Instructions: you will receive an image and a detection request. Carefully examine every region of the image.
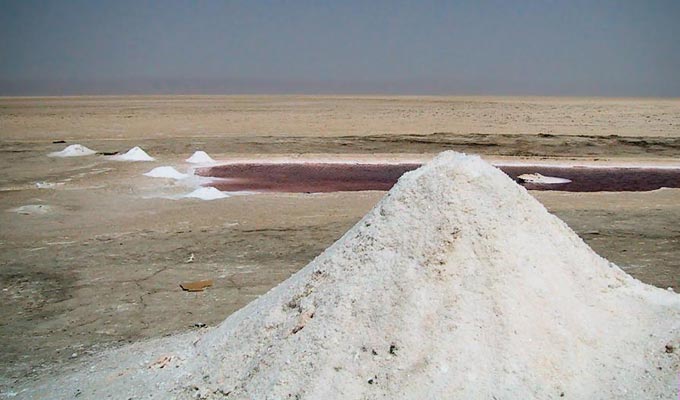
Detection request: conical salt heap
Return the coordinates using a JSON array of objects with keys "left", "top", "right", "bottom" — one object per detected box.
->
[
  {"left": 17, "top": 152, "right": 680, "bottom": 399},
  {"left": 186, "top": 150, "right": 216, "bottom": 164}
]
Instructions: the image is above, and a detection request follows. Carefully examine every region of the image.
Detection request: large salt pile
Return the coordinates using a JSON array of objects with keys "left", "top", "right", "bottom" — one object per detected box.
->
[
  {"left": 15, "top": 152, "right": 679, "bottom": 399},
  {"left": 186, "top": 150, "right": 216, "bottom": 164},
  {"left": 111, "top": 146, "right": 155, "bottom": 161},
  {"left": 48, "top": 144, "right": 96, "bottom": 157}
]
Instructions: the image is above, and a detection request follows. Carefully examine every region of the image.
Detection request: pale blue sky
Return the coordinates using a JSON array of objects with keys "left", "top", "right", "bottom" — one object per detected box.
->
[{"left": 1, "top": 0, "right": 678, "bottom": 96}]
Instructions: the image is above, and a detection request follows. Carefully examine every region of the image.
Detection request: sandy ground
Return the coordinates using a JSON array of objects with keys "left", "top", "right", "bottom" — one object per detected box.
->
[
  {"left": 2, "top": 95, "right": 680, "bottom": 140},
  {"left": 0, "top": 96, "right": 679, "bottom": 391}
]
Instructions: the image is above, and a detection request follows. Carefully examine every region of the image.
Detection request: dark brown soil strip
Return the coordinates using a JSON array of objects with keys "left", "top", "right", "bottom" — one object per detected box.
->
[{"left": 197, "top": 163, "right": 680, "bottom": 193}]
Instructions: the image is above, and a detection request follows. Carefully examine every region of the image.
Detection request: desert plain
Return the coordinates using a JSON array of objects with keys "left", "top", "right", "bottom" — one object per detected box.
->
[{"left": 1, "top": 95, "right": 679, "bottom": 392}]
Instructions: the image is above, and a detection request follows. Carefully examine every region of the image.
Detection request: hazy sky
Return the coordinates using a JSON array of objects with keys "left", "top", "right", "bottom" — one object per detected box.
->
[{"left": 1, "top": 0, "right": 678, "bottom": 96}]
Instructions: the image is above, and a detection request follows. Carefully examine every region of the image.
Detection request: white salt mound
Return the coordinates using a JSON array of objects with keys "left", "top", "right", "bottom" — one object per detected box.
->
[
  {"left": 16, "top": 152, "right": 680, "bottom": 399},
  {"left": 186, "top": 151, "right": 216, "bottom": 164},
  {"left": 183, "top": 187, "right": 228, "bottom": 200},
  {"left": 48, "top": 144, "right": 96, "bottom": 157},
  {"left": 112, "top": 146, "right": 155, "bottom": 161},
  {"left": 518, "top": 173, "right": 571, "bottom": 184},
  {"left": 143, "top": 166, "right": 188, "bottom": 180}
]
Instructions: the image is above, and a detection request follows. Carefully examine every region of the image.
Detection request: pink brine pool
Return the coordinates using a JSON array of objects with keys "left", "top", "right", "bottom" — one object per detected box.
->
[{"left": 196, "top": 162, "right": 680, "bottom": 193}]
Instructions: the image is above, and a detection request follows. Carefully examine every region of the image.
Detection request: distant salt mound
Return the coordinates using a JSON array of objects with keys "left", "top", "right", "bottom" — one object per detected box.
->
[
  {"left": 186, "top": 151, "right": 216, "bottom": 164},
  {"left": 143, "top": 166, "right": 188, "bottom": 180},
  {"left": 111, "top": 146, "right": 155, "bottom": 161},
  {"left": 16, "top": 152, "right": 680, "bottom": 399},
  {"left": 517, "top": 173, "right": 571, "bottom": 184},
  {"left": 183, "top": 187, "right": 228, "bottom": 200},
  {"left": 48, "top": 144, "right": 96, "bottom": 157}
]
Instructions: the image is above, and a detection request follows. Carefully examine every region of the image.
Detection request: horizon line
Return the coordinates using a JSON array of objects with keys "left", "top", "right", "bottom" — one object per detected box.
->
[{"left": 1, "top": 93, "right": 679, "bottom": 100}]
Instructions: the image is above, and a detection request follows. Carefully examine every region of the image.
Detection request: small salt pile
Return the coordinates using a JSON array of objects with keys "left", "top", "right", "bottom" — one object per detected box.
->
[
  {"left": 111, "top": 146, "right": 155, "bottom": 161},
  {"left": 48, "top": 144, "right": 96, "bottom": 157},
  {"left": 517, "top": 173, "right": 571, "bottom": 184},
  {"left": 183, "top": 187, "right": 228, "bottom": 200},
  {"left": 143, "top": 166, "right": 188, "bottom": 180},
  {"left": 186, "top": 151, "right": 216, "bottom": 164}
]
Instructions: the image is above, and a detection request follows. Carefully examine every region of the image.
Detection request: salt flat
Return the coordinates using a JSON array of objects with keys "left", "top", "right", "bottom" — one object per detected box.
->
[
  {"left": 8, "top": 153, "right": 680, "bottom": 399},
  {"left": 0, "top": 96, "right": 678, "bottom": 394}
]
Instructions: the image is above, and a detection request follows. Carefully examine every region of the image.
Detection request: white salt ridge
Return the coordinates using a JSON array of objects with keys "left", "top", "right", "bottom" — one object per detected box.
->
[
  {"left": 517, "top": 173, "right": 572, "bottom": 184},
  {"left": 15, "top": 152, "right": 680, "bottom": 399},
  {"left": 143, "top": 166, "right": 188, "bottom": 180},
  {"left": 35, "top": 181, "right": 63, "bottom": 189},
  {"left": 9, "top": 204, "right": 53, "bottom": 215},
  {"left": 111, "top": 146, "right": 155, "bottom": 161},
  {"left": 48, "top": 144, "right": 96, "bottom": 157},
  {"left": 183, "top": 187, "right": 229, "bottom": 200},
  {"left": 186, "top": 151, "right": 216, "bottom": 164}
]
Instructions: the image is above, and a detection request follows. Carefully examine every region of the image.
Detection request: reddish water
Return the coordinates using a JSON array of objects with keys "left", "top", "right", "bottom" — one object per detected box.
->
[{"left": 197, "top": 163, "right": 680, "bottom": 193}]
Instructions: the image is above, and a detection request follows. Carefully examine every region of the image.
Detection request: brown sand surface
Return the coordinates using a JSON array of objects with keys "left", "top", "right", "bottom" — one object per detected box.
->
[
  {"left": 0, "top": 96, "right": 679, "bottom": 390},
  {"left": 2, "top": 95, "right": 680, "bottom": 140}
]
